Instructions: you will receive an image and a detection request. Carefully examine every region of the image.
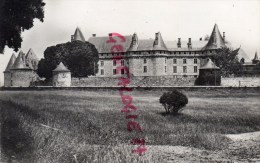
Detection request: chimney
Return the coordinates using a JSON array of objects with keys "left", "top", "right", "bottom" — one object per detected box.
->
[
  {"left": 109, "top": 33, "right": 112, "bottom": 37},
  {"left": 92, "top": 34, "right": 96, "bottom": 37},
  {"left": 187, "top": 38, "right": 192, "bottom": 49},
  {"left": 154, "top": 32, "right": 159, "bottom": 45},
  {"left": 71, "top": 35, "right": 75, "bottom": 41},
  {"left": 223, "top": 32, "right": 225, "bottom": 42},
  {"left": 177, "top": 38, "right": 181, "bottom": 48}
]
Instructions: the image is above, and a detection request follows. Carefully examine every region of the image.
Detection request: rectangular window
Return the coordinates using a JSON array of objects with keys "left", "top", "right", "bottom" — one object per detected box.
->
[
  {"left": 183, "top": 59, "right": 187, "bottom": 64},
  {"left": 144, "top": 58, "right": 147, "bottom": 64},
  {"left": 194, "top": 58, "right": 197, "bottom": 64},
  {"left": 183, "top": 66, "right": 187, "bottom": 73},
  {"left": 113, "top": 60, "right": 116, "bottom": 66},
  {"left": 121, "top": 69, "right": 124, "bottom": 74},
  {"left": 100, "top": 61, "right": 104, "bottom": 66},
  {"left": 121, "top": 60, "right": 125, "bottom": 66},
  {"left": 143, "top": 66, "right": 147, "bottom": 73},
  {"left": 173, "top": 58, "right": 177, "bottom": 64},
  {"left": 101, "top": 69, "right": 104, "bottom": 75},
  {"left": 194, "top": 66, "right": 197, "bottom": 73},
  {"left": 165, "top": 58, "right": 167, "bottom": 63},
  {"left": 165, "top": 66, "right": 167, "bottom": 73},
  {"left": 173, "top": 66, "right": 177, "bottom": 73},
  {"left": 113, "top": 69, "right": 116, "bottom": 75}
]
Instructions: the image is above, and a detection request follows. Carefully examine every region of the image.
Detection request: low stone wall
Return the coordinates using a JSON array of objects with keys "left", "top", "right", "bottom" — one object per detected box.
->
[
  {"left": 221, "top": 77, "right": 260, "bottom": 87},
  {"left": 72, "top": 76, "right": 196, "bottom": 87}
]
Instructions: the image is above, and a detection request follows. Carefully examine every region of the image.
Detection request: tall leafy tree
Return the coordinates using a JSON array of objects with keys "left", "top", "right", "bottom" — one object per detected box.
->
[
  {"left": 211, "top": 47, "right": 243, "bottom": 77},
  {"left": 37, "top": 41, "right": 99, "bottom": 80},
  {"left": 0, "top": 0, "right": 45, "bottom": 53}
]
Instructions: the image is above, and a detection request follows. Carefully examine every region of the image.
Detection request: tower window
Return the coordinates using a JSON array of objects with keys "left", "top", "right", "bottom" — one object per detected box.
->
[
  {"left": 194, "top": 66, "right": 198, "bottom": 73},
  {"left": 173, "top": 58, "right": 177, "bottom": 64},
  {"left": 121, "top": 60, "right": 125, "bottom": 66},
  {"left": 143, "top": 66, "right": 147, "bottom": 73},
  {"left": 144, "top": 58, "right": 147, "bottom": 64},
  {"left": 183, "top": 66, "right": 187, "bottom": 73},
  {"left": 194, "top": 58, "right": 197, "bottom": 64},
  {"left": 165, "top": 66, "right": 167, "bottom": 73},
  {"left": 183, "top": 59, "right": 187, "bottom": 64},
  {"left": 101, "top": 69, "right": 104, "bottom": 75},
  {"left": 113, "top": 69, "right": 116, "bottom": 75},
  {"left": 173, "top": 66, "right": 177, "bottom": 73}
]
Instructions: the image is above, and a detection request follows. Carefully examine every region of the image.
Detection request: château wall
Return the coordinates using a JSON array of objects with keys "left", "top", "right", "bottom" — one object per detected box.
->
[
  {"left": 72, "top": 76, "right": 196, "bottom": 87},
  {"left": 221, "top": 77, "right": 260, "bottom": 87}
]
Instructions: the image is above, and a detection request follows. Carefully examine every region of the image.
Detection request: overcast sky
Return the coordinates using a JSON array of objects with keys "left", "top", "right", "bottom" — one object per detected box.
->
[{"left": 0, "top": 0, "right": 260, "bottom": 85}]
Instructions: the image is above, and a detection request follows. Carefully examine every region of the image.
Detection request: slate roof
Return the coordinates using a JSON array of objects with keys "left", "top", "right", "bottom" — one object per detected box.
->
[
  {"left": 153, "top": 32, "right": 168, "bottom": 50},
  {"left": 53, "top": 62, "right": 70, "bottom": 72},
  {"left": 88, "top": 35, "right": 133, "bottom": 53},
  {"left": 89, "top": 35, "right": 209, "bottom": 53},
  {"left": 4, "top": 53, "right": 16, "bottom": 72},
  {"left": 202, "top": 24, "right": 226, "bottom": 50},
  {"left": 88, "top": 24, "right": 229, "bottom": 53},
  {"left": 200, "top": 59, "right": 219, "bottom": 69},
  {"left": 11, "top": 51, "right": 30, "bottom": 70},
  {"left": 73, "top": 27, "right": 86, "bottom": 42}
]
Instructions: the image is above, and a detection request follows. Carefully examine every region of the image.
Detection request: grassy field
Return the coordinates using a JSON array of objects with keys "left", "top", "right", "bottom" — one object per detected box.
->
[{"left": 0, "top": 88, "right": 260, "bottom": 162}]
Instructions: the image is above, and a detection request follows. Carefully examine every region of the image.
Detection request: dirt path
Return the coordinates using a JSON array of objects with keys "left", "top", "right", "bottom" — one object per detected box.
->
[{"left": 146, "top": 132, "right": 260, "bottom": 162}]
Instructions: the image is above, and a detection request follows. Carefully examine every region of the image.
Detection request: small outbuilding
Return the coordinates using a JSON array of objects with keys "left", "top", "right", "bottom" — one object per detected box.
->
[
  {"left": 52, "top": 62, "right": 71, "bottom": 87},
  {"left": 195, "top": 58, "right": 221, "bottom": 86}
]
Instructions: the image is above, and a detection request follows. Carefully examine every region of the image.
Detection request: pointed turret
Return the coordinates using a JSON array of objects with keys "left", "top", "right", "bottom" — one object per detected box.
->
[
  {"left": 202, "top": 24, "right": 226, "bottom": 50},
  {"left": 128, "top": 33, "right": 139, "bottom": 51},
  {"left": 25, "top": 48, "right": 39, "bottom": 61},
  {"left": 153, "top": 32, "right": 168, "bottom": 51},
  {"left": 11, "top": 51, "right": 29, "bottom": 69},
  {"left": 53, "top": 62, "right": 70, "bottom": 72},
  {"left": 25, "top": 48, "right": 39, "bottom": 70},
  {"left": 71, "top": 27, "right": 85, "bottom": 42},
  {"left": 4, "top": 53, "right": 16, "bottom": 72}
]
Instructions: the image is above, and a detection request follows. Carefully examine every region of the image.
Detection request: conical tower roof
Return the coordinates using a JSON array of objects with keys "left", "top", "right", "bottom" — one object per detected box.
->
[
  {"left": 4, "top": 53, "right": 16, "bottom": 72},
  {"left": 253, "top": 52, "right": 259, "bottom": 60},
  {"left": 200, "top": 58, "right": 219, "bottom": 69},
  {"left": 53, "top": 62, "right": 70, "bottom": 72},
  {"left": 11, "top": 51, "right": 30, "bottom": 70},
  {"left": 73, "top": 27, "right": 85, "bottom": 42},
  {"left": 25, "top": 48, "right": 39, "bottom": 61},
  {"left": 128, "top": 33, "right": 139, "bottom": 51},
  {"left": 153, "top": 32, "right": 168, "bottom": 51},
  {"left": 202, "top": 24, "right": 226, "bottom": 50}
]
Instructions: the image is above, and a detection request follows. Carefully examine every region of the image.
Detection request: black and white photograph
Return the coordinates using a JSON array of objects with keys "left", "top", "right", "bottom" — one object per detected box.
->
[{"left": 0, "top": 0, "right": 260, "bottom": 162}]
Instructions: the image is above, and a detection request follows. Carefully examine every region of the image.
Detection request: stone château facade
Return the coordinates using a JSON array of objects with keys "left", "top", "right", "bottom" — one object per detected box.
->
[{"left": 71, "top": 24, "right": 233, "bottom": 78}]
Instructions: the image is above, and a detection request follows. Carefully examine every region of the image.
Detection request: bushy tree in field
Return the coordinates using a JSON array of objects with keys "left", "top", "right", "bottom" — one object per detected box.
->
[
  {"left": 37, "top": 41, "right": 99, "bottom": 80},
  {"left": 210, "top": 47, "right": 243, "bottom": 77},
  {"left": 0, "top": 0, "right": 45, "bottom": 53},
  {"left": 159, "top": 90, "right": 188, "bottom": 115}
]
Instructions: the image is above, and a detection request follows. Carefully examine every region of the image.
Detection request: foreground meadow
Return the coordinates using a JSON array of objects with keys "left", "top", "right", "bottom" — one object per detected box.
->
[{"left": 0, "top": 88, "right": 260, "bottom": 162}]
